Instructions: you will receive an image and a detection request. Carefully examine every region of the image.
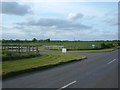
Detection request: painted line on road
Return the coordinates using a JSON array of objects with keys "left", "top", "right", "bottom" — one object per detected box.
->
[
  {"left": 57, "top": 81, "right": 77, "bottom": 90},
  {"left": 107, "top": 59, "right": 116, "bottom": 64}
]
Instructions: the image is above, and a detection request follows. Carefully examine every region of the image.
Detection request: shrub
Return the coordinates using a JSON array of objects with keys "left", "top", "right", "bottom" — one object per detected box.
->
[
  {"left": 106, "top": 43, "right": 114, "bottom": 48},
  {"left": 101, "top": 43, "right": 106, "bottom": 49},
  {"left": 2, "top": 51, "right": 40, "bottom": 61}
]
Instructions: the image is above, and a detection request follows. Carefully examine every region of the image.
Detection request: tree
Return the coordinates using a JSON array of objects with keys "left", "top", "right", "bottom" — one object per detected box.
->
[
  {"left": 46, "top": 38, "right": 50, "bottom": 42},
  {"left": 10, "top": 39, "right": 13, "bottom": 42},
  {"left": 106, "top": 43, "right": 114, "bottom": 48},
  {"left": 16, "top": 39, "right": 20, "bottom": 42},
  {"left": 101, "top": 43, "right": 106, "bottom": 49},
  {"left": 32, "top": 38, "right": 37, "bottom": 42}
]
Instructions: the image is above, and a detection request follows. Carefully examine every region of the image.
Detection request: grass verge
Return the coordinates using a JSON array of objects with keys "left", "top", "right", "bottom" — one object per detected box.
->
[{"left": 2, "top": 54, "right": 86, "bottom": 79}]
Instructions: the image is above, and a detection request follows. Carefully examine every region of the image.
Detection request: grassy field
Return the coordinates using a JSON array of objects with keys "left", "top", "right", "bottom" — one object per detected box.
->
[
  {"left": 38, "top": 47, "right": 118, "bottom": 53},
  {"left": 2, "top": 41, "right": 118, "bottom": 50},
  {"left": 2, "top": 53, "right": 86, "bottom": 78},
  {"left": 68, "top": 47, "right": 117, "bottom": 52},
  {"left": 2, "top": 41, "right": 117, "bottom": 45}
]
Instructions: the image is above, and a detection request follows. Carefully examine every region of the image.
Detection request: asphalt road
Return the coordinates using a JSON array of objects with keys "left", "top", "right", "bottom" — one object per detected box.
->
[{"left": 2, "top": 50, "right": 118, "bottom": 88}]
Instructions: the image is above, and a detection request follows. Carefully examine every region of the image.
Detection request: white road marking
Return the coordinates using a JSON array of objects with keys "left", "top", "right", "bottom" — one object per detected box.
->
[
  {"left": 107, "top": 59, "right": 116, "bottom": 64},
  {"left": 58, "top": 81, "right": 77, "bottom": 90}
]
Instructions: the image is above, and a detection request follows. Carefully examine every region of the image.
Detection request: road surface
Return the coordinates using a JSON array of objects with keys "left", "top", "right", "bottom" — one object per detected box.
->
[{"left": 2, "top": 50, "right": 119, "bottom": 88}]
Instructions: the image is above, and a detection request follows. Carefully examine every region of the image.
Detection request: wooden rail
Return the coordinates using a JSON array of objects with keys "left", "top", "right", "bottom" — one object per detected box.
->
[{"left": 1, "top": 45, "right": 39, "bottom": 53}]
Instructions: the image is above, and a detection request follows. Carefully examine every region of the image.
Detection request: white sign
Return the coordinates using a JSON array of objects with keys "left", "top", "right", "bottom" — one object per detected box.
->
[
  {"left": 92, "top": 44, "right": 95, "bottom": 48},
  {"left": 62, "top": 48, "right": 67, "bottom": 54}
]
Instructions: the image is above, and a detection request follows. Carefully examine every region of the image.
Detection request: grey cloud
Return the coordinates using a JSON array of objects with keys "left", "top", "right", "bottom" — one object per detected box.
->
[
  {"left": 16, "top": 18, "right": 91, "bottom": 30},
  {"left": 103, "top": 11, "right": 118, "bottom": 26},
  {"left": 1, "top": 2, "right": 32, "bottom": 16},
  {"left": 103, "top": 18, "right": 118, "bottom": 26}
]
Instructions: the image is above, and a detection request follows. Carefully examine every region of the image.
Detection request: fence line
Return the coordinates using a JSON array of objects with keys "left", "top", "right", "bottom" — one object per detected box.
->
[{"left": 1, "top": 45, "right": 39, "bottom": 53}]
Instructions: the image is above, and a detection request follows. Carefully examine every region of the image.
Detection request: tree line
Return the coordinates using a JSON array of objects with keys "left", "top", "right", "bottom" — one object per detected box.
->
[{"left": 1, "top": 38, "right": 120, "bottom": 43}]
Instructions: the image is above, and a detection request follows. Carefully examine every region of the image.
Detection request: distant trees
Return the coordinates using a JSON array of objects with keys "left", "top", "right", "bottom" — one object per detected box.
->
[
  {"left": 118, "top": 42, "right": 120, "bottom": 46},
  {"left": 101, "top": 43, "right": 106, "bottom": 48},
  {"left": 101, "top": 43, "right": 114, "bottom": 49},
  {"left": 32, "top": 38, "right": 38, "bottom": 42},
  {"left": 45, "top": 38, "right": 50, "bottom": 42},
  {"left": 15, "top": 39, "right": 20, "bottom": 42},
  {"left": 2, "top": 39, "right": 120, "bottom": 45},
  {"left": 31, "top": 38, "right": 51, "bottom": 42}
]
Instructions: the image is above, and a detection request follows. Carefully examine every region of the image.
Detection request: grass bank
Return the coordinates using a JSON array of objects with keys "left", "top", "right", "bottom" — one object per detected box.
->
[{"left": 2, "top": 54, "right": 86, "bottom": 79}]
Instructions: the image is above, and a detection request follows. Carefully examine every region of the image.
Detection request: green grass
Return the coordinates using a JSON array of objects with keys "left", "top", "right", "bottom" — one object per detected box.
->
[
  {"left": 2, "top": 41, "right": 118, "bottom": 49},
  {"left": 39, "top": 49, "right": 61, "bottom": 52},
  {"left": 2, "top": 54, "right": 86, "bottom": 78},
  {"left": 39, "top": 47, "right": 117, "bottom": 53},
  {"left": 68, "top": 48, "right": 116, "bottom": 52}
]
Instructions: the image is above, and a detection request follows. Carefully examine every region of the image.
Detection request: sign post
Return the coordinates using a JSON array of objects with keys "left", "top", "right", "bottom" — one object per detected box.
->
[
  {"left": 92, "top": 44, "right": 95, "bottom": 48},
  {"left": 62, "top": 48, "right": 67, "bottom": 54}
]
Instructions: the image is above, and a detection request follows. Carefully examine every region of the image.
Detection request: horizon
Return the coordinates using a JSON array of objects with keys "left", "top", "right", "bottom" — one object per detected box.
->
[{"left": 1, "top": 38, "right": 119, "bottom": 41}]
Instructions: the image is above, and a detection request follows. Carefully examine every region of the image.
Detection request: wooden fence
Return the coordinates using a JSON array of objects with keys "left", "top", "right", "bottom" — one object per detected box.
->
[{"left": 1, "top": 45, "right": 39, "bottom": 53}]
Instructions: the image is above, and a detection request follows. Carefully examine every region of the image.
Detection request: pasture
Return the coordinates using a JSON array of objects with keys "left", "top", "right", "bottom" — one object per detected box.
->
[{"left": 2, "top": 41, "right": 118, "bottom": 50}]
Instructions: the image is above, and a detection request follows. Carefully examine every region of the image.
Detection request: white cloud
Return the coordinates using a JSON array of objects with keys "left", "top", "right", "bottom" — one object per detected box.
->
[
  {"left": 67, "top": 13, "right": 83, "bottom": 20},
  {"left": 2, "top": 24, "right": 118, "bottom": 40},
  {"left": 29, "top": 2, "right": 104, "bottom": 17}
]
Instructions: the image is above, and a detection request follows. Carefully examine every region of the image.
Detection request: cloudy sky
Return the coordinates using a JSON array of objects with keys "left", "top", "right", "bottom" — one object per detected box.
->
[{"left": 1, "top": 1, "right": 118, "bottom": 40}]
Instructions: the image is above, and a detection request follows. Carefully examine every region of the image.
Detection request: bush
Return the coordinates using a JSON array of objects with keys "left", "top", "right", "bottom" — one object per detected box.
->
[
  {"left": 101, "top": 43, "right": 114, "bottom": 49},
  {"left": 101, "top": 43, "right": 106, "bottom": 49},
  {"left": 106, "top": 44, "right": 114, "bottom": 48},
  {"left": 2, "top": 51, "right": 40, "bottom": 61}
]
